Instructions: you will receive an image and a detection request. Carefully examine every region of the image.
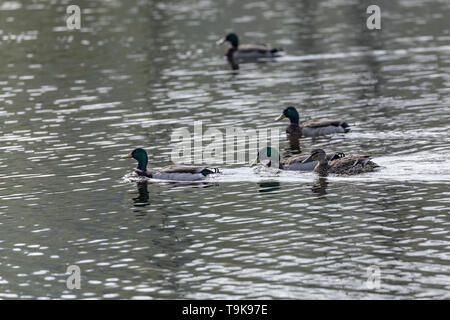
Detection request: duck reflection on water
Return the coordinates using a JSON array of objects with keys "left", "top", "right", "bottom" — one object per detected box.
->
[
  {"left": 258, "top": 181, "right": 281, "bottom": 193},
  {"left": 133, "top": 182, "right": 150, "bottom": 208},
  {"left": 311, "top": 177, "right": 329, "bottom": 197}
]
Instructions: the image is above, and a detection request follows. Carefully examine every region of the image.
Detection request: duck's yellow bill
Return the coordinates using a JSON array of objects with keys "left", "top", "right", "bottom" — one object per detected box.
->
[
  {"left": 122, "top": 153, "right": 133, "bottom": 159},
  {"left": 216, "top": 37, "right": 226, "bottom": 45},
  {"left": 250, "top": 156, "right": 260, "bottom": 167},
  {"left": 275, "top": 114, "right": 286, "bottom": 121}
]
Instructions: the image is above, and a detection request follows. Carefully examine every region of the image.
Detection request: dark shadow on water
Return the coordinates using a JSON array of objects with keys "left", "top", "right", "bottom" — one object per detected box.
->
[
  {"left": 131, "top": 180, "right": 215, "bottom": 217},
  {"left": 311, "top": 177, "right": 328, "bottom": 197},
  {"left": 258, "top": 181, "right": 281, "bottom": 193},
  {"left": 144, "top": 205, "right": 196, "bottom": 298},
  {"left": 227, "top": 57, "right": 284, "bottom": 71},
  {"left": 133, "top": 182, "right": 150, "bottom": 208},
  {"left": 157, "top": 180, "right": 216, "bottom": 189},
  {"left": 288, "top": 135, "right": 302, "bottom": 152},
  {"left": 281, "top": 139, "right": 303, "bottom": 159},
  {"left": 128, "top": 182, "right": 200, "bottom": 297}
]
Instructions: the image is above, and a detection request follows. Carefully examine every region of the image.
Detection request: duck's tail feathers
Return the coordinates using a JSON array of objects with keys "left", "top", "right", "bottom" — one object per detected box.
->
[
  {"left": 270, "top": 48, "right": 284, "bottom": 57},
  {"left": 341, "top": 121, "right": 351, "bottom": 132},
  {"left": 330, "top": 152, "right": 346, "bottom": 161}
]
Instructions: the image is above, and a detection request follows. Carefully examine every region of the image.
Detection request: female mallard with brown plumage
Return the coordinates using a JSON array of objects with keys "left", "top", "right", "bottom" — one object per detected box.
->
[
  {"left": 123, "top": 148, "right": 218, "bottom": 181},
  {"left": 302, "top": 149, "right": 379, "bottom": 176},
  {"left": 275, "top": 106, "right": 350, "bottom": 139},
  {"left": 217, "top": 33, "right": 284, "bottom": 69},
  {"left": 250, "top": 147, "right": 346, "bottom": 171}
]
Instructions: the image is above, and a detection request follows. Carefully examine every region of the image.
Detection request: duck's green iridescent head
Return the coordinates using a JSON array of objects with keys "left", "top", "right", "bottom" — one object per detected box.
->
[
  {"left": 123, "top": 148, "right": 148, "bottom": 171},
  {"left": 251, "top": 147, "right": 281, "bottom": 168},
  {"left": 225, "top": 33, "right": 239, "bottom": 47},
  {"left": 275, "top": 106, "right": 299, "bottom": 124},
  {"left": 217, "top": 33, "right": 239, "bottom": 49},
  {"left": 215, "top": 32, "right": 240, "bottom": 48}
]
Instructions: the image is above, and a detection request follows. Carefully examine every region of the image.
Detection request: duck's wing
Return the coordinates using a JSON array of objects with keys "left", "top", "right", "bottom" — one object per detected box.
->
[
  {"left": 238, "top": 44, "right": 270, "bottom": 52},
  {"left": 281, "top": 152, "right": 346, "bottom": 171},
  {"left": 236, "top": 44, "right": 284, "bottom": 58},
  {"left": 282, "top": 154, "right": 316, "bottom": 171},
  {"left": 160, "top": 165, "right": 218, "bottom": 174},
  {"left": 300, "top": 119, "right": 350, "bottom": 137},
  {"left": 134, "top": 169, "right": 152, "bottom": 178},
  {"left": 282, "top": 154, "right": 310, "bottom": 165},
  {"left": 301, "top": 119, "right": 349, "bottom": 129},
  {"left": 283, "top": 152, "right": 346, "bottom": 164},
  {"left": 151, "top": 165, "right": 219, "bottom": 181},
  {"left": 329, "top": 155, "right": 379, "bottom": 175},
  {"left": 160, "top": 165, "right": 201, "bottom": 173},
  {"left": 327, "top": 152, "right": 346, "bottom": 161}
]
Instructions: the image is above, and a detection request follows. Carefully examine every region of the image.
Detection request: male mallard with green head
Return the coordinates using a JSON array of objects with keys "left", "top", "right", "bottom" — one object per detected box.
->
[
  {"left": 250, "top": 147, "right": 346, "bottom": 171},
  {"left": 275, "top": 106, "right": 350, "bottom": 139},
  {"left": 302, "top": 149, "right": 379, "bottom": 176},
  {"left": 123, "top": 148, "right": 218, "bottom": 181},
  {"left": 217, "top": 33, "right": 284, "bottom": 69}
]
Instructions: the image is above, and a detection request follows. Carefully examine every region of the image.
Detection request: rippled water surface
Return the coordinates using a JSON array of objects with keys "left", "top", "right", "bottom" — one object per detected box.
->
[{"left": 0, "top": 0, "right": 449, "bottom": 299}]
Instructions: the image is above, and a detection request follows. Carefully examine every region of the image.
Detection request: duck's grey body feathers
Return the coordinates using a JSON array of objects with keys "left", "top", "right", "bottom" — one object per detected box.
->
[
  {"left": 281, "top": 153, "right": 344, "bottom": 171},
  {"left": 278, "top": 107, "right": 350, "bottom": 139},
  {"left": 233, "top": 44, "right": 283, "bottom": 60},
  {"left": 135, "top": 166, "right": 218, "bottom": 181},
  {"left": 298, "top": 120, "right": 350, "bottom": 137}
]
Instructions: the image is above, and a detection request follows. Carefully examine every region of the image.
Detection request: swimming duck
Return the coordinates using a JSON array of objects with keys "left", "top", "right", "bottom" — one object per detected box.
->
[
  {"left": 275, "top": 106, "right": 350, "bottom": 138},
  {"left": 123, "top": 148, "right": 218, "bottom": 181},
  {"left": 302, "top": 149, "right": 379, "bottom": 176},
  {"left": 217, "top": 33, "right": 284, "bottom": 69},
  {"left": 250, "top": 147, "right": 346, "bottom": 171}
]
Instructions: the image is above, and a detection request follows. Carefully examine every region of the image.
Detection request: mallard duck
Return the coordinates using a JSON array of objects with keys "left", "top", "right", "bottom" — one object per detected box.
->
[
  {"left": 250, "top": 147, "right": 346, "bottom": 171},
  {"left": 275, "top": 106, "right": 350, "bottom": 138},
  {"left": 302, "top": 149, "right": 379, "bottom": 176},
  {"left": 123, "top": 148, "right": 218, "bottom": 181},
  {"left": 217, "top": 33, "right": 284, "bottom": 69}
]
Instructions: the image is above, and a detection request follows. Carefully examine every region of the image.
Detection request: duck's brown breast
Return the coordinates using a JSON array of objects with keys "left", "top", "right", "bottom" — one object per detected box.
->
[{"left": 286, "top": 124, "right": 301, "bottom": 138}]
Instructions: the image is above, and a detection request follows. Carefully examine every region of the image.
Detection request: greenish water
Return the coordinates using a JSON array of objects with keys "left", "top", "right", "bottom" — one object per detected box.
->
[{"left": 0, "top": 0, "right": 449, "bottom": 299}]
